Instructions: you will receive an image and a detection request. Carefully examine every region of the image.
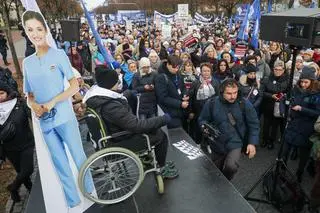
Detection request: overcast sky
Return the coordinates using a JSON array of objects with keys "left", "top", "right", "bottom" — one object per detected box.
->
[{"left": 85, "top": 0, "right": 106, "bottom": 10}]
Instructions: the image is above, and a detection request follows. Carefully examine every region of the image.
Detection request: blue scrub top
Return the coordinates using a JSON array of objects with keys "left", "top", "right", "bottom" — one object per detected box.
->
[{"left": 23, "top": 47, "right": 76, "bottom": 131}]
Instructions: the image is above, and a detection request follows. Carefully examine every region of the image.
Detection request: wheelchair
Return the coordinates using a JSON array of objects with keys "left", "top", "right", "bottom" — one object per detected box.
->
[{"left": 77, "top": 106, "right": 164, "bottom": 205}]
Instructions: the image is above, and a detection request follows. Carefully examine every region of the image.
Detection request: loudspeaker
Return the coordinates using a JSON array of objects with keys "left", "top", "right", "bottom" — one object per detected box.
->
[
  {"left": 60, "top": 20, "right": 80, "bottom": 42},
  {"left": 260, "top": 8, "right": 320, "bottom": 47}
]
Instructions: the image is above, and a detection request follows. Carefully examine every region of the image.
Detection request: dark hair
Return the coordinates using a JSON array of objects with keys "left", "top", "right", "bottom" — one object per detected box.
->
[
  {"left": 221, "top": 52, "right": 233, "bottom": 63},
  {"left": 22, "top": 10, "right": 47, "bottom": 31},
  {"left": 245, "top": 55, "right": 257, "bottom": 65},
  {"left": 167, "top": 55, "right": 181, "bottom": 67},
  {"left": 200, "top": 63, "right": 212, "bottom": 72},
  {"left": 217, "top": 59, "right": 230, "bottom": 73},
  {"left": 220, "top": 78, "right": 239, "bottom": 93}
]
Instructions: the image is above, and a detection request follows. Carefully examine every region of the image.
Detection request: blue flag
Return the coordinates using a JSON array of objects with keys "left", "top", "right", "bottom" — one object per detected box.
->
[
  {"left": 80, "top": 0, "right": 115, "bottom": 68},
  {"left": 248, "top": 0, "right": 261, "bottom": 20},
  {"left": 250, "top": 17, "right": 260, "bottom": 49},
  {"left": 228, "top": 15, "right": 233, "bottom": 32},
  {"left": 267, "top": 0, "right": 272, "bottom": 13},
  {"left": 237, "top": 5, "right": 250, "bottom": 41}
]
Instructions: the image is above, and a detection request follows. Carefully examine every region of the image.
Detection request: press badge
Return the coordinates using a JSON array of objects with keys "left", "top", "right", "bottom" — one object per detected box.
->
[
  {"left": 253, "top": 89, "right": 258, "bottom": 96},
  {"left": 177, "top": 88, "right": 181, "bottom": 95},
  {"left": 50, "top": 64, "right": 56, "bottom": 71}
]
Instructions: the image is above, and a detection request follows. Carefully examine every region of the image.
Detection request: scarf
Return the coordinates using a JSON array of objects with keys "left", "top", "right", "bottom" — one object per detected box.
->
[
  {"left": 196, "top": 77, "right": 215, "bottom": 100},
  {"left": 83, "top": 85, "right": 127, "bottom": 103},
  {"left": 121, "top": 63, "right": 134, "bottom": 87},
  {"left": 0, "top": 98, "right": 17, "bottom": 125}
]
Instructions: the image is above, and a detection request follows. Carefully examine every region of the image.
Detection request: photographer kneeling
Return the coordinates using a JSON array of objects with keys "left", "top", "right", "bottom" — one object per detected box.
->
[
  {"left": 198, "top": 79, "right": 260, "bottom": 180},
  {"left": 83, "top": 66, "right": 178, "bottom": 179}
]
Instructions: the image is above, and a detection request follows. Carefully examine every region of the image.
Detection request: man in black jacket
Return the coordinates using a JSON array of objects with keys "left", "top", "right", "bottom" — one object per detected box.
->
[
  {"left": 0, "top": 31, "right": 10, "bottom": 66},
  {"left": 84, "top": 66, "right": 178, "bottom": 179},
  {"left": 155, "top": 55, "right": 188, "bottom": 129}
]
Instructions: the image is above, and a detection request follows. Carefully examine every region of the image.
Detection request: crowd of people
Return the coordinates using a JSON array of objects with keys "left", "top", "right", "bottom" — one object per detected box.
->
[{"left": 0, "top": 15, "right": 320, "bottom": 211}]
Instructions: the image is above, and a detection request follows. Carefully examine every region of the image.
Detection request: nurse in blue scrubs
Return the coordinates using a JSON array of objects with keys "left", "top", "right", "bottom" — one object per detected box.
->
[{"left": 22, "top": 10, "right": 94, "bottom": 208}]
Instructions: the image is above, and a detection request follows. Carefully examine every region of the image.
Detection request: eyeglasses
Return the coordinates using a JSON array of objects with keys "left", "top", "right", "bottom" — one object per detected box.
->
[{"left": 40, "top": 108, "right": 57, "bottom": 120}]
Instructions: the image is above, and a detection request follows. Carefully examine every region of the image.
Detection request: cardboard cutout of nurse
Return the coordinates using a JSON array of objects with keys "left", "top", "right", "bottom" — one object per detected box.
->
[{"left": 22, "top": 10, "right": 95, "bottom": 211}]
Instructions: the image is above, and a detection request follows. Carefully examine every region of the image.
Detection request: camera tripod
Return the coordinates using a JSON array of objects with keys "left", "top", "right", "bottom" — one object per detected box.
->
[{"left": 244, "top": 46, "right": 310, "bottom": 211}]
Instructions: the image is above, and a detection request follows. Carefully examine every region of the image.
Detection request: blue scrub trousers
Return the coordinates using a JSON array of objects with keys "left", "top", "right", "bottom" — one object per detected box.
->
[{"left": 42, "top": 119, "right": 94, "bottom": 208}]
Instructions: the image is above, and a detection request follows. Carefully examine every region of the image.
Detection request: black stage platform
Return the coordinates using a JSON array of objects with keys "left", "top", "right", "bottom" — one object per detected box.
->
[{"left": 25, "top": 128, "right": 256, "bottom": 213}]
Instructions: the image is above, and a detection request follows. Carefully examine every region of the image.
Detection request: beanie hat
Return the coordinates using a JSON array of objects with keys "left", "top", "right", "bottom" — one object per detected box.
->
[
  {"left": 139, "top": 57, "right": 151, "bottom": 68},
  {"left": 95, "top": 66, "right": 119, "bottom": 89},
  {"left": 300, "top": 67, "right": 316, "bottom": 80},
  {"left": 0, "top": 81, "right": 13, "bottom": 94},
  {"left": 245, "top": 64, "right": 259, "bottom": 73}
]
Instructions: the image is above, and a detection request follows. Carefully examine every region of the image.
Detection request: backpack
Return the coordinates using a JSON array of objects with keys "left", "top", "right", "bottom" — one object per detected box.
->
[
  {"left": 0, "top": 67, "right": 18, "bottom": 92},
  {"left": 262, "top": 169, "right": 306, "bottom": 213}
]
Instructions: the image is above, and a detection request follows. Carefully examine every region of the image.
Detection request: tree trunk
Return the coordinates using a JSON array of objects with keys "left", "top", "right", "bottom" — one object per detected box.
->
[{"left": 2, "top": 5, "right": 22, "bottom": 79}]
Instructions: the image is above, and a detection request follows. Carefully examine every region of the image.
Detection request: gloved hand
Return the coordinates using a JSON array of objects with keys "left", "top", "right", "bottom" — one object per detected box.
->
[{"left": 163, "top": 113, "right": 171, "bottom": 124}]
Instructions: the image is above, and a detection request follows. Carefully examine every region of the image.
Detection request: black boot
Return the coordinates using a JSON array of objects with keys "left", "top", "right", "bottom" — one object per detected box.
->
[{"left": 7, "top": 184, "right": 21, "bottom": 202}]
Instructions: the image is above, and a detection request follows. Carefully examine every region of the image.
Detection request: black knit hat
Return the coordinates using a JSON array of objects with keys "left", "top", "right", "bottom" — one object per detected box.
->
[
  {"left": 300, "top": 67, "right": 316, "bottom": 80},
  {"left": 244, "top": 64, "right": 259, "bottom": 73},
  {"left": 0, "top": 81, "right": 12, "bottom": 93},
  {"left": 95, "top": 66, "right": 119, "bottom": 89}
]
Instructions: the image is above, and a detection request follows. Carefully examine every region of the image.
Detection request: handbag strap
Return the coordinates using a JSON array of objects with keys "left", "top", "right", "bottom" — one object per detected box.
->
[{"left": 246, "top": 86, "right": 255, "bottom": 100}]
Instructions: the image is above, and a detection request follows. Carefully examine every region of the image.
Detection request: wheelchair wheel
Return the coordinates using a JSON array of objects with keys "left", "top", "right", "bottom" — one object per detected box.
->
[
  {"left": 155, "top": 174, "right": 164, "bottom": 194},
  {"left": 78, "top": 147, "right": 144, "bottom": 205}
]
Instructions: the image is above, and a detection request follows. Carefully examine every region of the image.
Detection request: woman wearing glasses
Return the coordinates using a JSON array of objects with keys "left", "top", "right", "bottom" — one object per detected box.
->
[
  {"left": 22, "top": 10, "right": 94, "bottom": 208},
  {"left": 261, "top": 60, "right": 290, "bottom": 149}
]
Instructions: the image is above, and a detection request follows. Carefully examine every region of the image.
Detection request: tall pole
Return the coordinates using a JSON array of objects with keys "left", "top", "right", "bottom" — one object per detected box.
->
[{"left": 1, "top": 3, "right": 22, "bottom": 79}]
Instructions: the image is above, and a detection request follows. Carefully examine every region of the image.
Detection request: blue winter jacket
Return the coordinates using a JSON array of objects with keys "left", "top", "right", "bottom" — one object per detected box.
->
[
  {"left": 198, "top": 96, "right": 260, "bottom": 154},
  {"left": 284, "top": 86, "right": 320, "bottom": 147}
]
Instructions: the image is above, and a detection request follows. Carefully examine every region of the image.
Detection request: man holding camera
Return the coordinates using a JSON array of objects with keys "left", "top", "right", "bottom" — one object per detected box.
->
[{"left": 199, "top": 78, "right": 260, "bottom": 180}]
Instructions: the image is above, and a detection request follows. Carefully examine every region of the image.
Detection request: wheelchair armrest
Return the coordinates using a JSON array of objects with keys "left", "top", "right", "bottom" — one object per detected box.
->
[
  {"left": 111, "top": 131, "right": 133, "bottom": 138},
  {"left": 97, "top": 131, "right": 133, "bottom": 144}
]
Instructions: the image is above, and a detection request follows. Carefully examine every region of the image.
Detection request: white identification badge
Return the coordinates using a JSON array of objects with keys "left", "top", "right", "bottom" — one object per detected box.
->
[
  {"left": 253, "top": 89, "right": 258, "bottom": 96},
  {"left": 273, "top": 80, "right": 277, "bottom": 84},
  {"left": 177, "top": 89, "right": 181, "bottom": 95}
]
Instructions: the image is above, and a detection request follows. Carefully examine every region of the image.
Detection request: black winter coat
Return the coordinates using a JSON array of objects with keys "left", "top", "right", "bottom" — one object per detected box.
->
[
  {"left": 86, "top": 96, "right": 167, "bottom": 136},
  {"left": 261, "top": 73, "right": 290, "bottom": 114},
  {"left": 1, "top": 99, "right": 34, "bottom": 152},
  {"left": 132, "top": 72, "right": 157, "bottom": 115},
  {"left": 155, "top": 63, "right": 185, "bottom": 119},
  {"left": 239, "top": 75, "right": 263, "bottom": 112},
  {"left": 284, "top": 87, "right": 320, "bottom": 147}
]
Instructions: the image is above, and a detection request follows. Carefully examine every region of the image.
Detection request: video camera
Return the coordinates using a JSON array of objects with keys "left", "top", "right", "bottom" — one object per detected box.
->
[{"left": 201, "top": 122, "right": 221, "bottom": 142}]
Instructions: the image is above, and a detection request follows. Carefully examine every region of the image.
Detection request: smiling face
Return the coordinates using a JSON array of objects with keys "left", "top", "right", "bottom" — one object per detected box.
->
[{"left": 24, "top": 18, "right": 48, "bottom": 47}]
